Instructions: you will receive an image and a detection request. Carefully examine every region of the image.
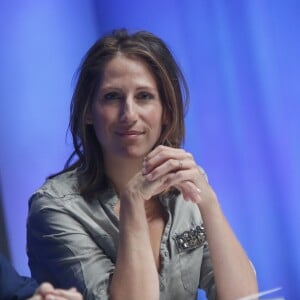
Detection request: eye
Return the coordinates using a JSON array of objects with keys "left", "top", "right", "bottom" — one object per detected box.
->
[
  {"left": 103, "top": 91, "right": 123, "bottom": 101},
  {"left": 137, "top": 92, "right": 154, "bottom": 100}
]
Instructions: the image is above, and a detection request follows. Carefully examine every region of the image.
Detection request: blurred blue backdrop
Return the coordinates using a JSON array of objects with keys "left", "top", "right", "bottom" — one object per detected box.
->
[{"left": 0, "top": 1, "right": 299, "bottom": 299}]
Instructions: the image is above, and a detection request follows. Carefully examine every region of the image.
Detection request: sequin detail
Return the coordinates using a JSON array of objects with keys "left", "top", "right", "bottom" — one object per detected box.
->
[{"left": 174, "top": 224, "right": 206, "bottom": 252}]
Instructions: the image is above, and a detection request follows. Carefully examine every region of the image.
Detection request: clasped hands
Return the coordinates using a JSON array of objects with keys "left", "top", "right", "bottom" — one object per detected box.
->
[
  {"left": 28, "top": 282, "right": 83, "bottom": 300},
  {"left": 124, "top": 145, "right": 217, "bottom": 208}
]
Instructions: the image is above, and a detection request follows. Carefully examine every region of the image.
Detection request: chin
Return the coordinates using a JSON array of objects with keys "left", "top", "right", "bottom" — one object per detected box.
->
[{"left": 119, "top": 147, "right": 150, "bottom": 159}]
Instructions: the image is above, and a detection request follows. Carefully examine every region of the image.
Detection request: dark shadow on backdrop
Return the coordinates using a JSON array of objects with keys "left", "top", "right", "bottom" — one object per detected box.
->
[{"left": 0, "top": 173, "right": 11, "bottom": 260}]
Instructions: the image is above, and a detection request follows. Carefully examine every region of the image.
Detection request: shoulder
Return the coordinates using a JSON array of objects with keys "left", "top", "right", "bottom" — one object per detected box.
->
[
  {"left": 38, "top": 169, "right": 80, "bottom": 198},
  {"left": 28, "top": 169, "right": 82, "bottom": 213}
]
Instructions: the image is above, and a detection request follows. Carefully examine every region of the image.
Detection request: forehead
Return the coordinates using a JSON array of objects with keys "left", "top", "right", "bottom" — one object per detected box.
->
[{"left": 100, "top": 54, "right": 157, "bottom": 87}]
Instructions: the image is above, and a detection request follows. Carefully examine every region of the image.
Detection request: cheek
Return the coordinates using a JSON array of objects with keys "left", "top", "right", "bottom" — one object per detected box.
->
[
  {"left": 92, "top": 106, "right": 113, "bottom": 125},
  {"left": 91, "top": 109, "right": 111, "bottom": 138},
  {"left": 155, "top": 107, "right": 164, "bottom": 125},
  {"left": 147, "top": 109, "right": 163, "bottom": 133}
]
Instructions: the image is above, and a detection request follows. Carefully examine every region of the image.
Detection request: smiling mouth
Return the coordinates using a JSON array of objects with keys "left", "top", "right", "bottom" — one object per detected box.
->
[{"left": 115, "top": 130, "right": 145, "bottom": 136}]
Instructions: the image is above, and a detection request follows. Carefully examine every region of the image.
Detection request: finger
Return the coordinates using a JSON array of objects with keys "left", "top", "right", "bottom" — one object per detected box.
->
[
  {"left": 145, "top": 145, "right": 174, "bottom": 160},
  {"left": 144, "top": 153, "right": 196, "bottom": 181},
  {"left": 180, "top": 174, "right": 218, "bottom": 208},
  {"left": 47, "top": 289, "right": 83, "bottom": 300},
  {"left": 27, "top": 295, "right": 42, "bottom": 300},
  {"left": 34, "top": 282, "right": 55, "bottom": 296},
  {"left": 159, "top": 164, "right": 202, "bottom": 189},
  {"left": 45, "top": 295, "right": 71, "bottom": 300},
  {"left": 140, "top": 175, "right": 169, "bottom": 199},
  {"left": 178, "top": 180, "right": 202, "bottom": 203},
  {"left": 144, "top": 158, "right": 182, "bottom": 181},
  {"left": 158, "top": 164, "right": 209, "bottom": 201},
  {"left": 145, "top": 146, "right": 188, "bottom": 172}
]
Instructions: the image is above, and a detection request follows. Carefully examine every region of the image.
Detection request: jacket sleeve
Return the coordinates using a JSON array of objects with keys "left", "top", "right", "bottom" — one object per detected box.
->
[
  {"left": 199, "top": 244, "right": 216, "bottom": 299},
  {"left": 27, "top": 194, "right": 115, "bottom": 300}
]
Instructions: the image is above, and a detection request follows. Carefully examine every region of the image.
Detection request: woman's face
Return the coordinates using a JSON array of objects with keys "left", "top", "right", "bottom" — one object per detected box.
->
[{"left": 88, "top": 55, "right": 163, "bottom": 161}]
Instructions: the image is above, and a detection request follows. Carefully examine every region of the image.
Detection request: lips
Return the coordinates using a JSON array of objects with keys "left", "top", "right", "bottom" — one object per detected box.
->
[{"left": 115, "top": 130, "right": 145, "bottom": 136}]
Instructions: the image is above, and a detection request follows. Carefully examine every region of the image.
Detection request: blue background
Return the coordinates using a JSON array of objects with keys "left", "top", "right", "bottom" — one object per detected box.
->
[{"left": 0, "top": 1, "right": 299, "bottom": 299}]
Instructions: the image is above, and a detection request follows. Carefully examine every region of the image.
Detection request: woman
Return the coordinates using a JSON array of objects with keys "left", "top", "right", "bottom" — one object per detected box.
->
[{"left": 27, "top": 29, "right": 258, "bottom": 300}]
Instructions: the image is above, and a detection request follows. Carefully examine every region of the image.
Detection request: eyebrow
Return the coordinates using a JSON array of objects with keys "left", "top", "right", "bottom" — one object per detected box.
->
[
  {"left": 100, "top": 86, "right": 121, "bottom": 91},
  {"left": 100, "top": 85, "right": 158, "bottom": 92},
  {"left": 136, "top": 86, "right": 157, "bottom": 92}
]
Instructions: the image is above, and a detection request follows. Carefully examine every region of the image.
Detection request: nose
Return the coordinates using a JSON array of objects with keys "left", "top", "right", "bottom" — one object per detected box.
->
[{"left": 119, "top": 96, "right": 137, "bottom": 123}]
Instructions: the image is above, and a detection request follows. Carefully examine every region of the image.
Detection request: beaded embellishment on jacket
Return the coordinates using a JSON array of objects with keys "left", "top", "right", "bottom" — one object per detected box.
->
[{"left": 174, "top": 224, "right": 206, "bottom": 252}]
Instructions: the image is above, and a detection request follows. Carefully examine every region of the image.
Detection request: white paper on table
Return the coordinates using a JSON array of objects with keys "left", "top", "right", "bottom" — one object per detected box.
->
[{"left": 237, "top": 287, "right": 284, "bottom": 300}]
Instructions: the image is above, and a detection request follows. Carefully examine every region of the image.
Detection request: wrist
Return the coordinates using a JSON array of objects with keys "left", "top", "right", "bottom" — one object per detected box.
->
[{"left": 197, "top": 194, "right": 222, "bottom": 220}]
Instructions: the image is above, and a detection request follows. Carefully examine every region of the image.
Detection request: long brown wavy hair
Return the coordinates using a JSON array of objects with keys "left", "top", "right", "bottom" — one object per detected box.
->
[{"left": 53, "top": 29, "right": 189, "bottom": 199}]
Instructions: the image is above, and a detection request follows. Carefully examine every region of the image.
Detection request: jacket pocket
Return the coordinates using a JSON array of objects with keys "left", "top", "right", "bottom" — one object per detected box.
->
[
  {"left": 173, "top": 224, "right": 206, "bottom": 294},
  {"left": 178, "top": 245, "right": 203, "bottom": 294}
]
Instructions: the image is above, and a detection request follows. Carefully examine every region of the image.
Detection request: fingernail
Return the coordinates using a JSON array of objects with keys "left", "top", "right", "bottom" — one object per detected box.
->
[{"left": 146, "top": 173, "right": 153, "bottom": 180}]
